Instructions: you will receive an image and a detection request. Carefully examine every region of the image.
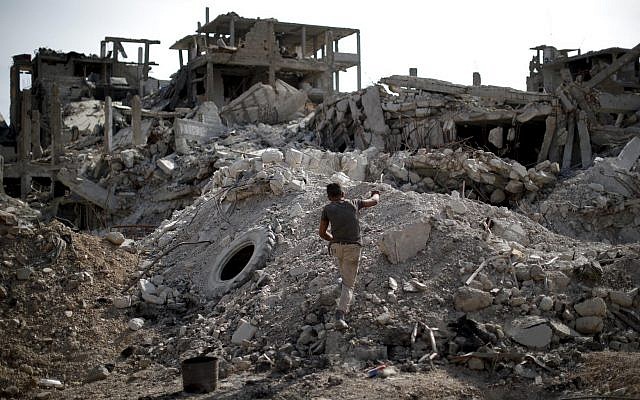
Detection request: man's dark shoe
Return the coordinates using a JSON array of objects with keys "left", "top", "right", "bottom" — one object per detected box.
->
[{"left": 335, "top": 310, "right": 349, "bottom": 330}]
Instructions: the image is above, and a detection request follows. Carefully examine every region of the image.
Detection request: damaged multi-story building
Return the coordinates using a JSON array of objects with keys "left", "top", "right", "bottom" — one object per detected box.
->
[{"left": 168, "top": 10, "right": 361, "bottom": 109}]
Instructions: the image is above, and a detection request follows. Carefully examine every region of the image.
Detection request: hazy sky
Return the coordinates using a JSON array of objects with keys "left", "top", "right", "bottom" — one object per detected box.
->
[{"left": 1, "top": 0, "right": 639, "bottom": 123}]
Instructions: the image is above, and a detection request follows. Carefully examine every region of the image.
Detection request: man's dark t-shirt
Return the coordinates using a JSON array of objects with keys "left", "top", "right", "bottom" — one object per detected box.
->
[{"left": 321, "top": 199, "right": 364, "bottom": 244}]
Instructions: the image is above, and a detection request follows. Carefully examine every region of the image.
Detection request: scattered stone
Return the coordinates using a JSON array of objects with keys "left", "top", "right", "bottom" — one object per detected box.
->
[
  {"left": 157, "top": 158, "right": 176, "bottom": 175},
  {"left": 575, "top": 316, "right": 604, "bottom": 334},
  {"left": 539, "top": 296, "right": 554, "bottom": 312},
  {"left": 105, "top": 231, "right": 125, "bottom": 245},
  {"left": 454, "top": 287, "right": 493, "bottom": 312},
  {"left": 231, "top": 318, "right": 257, "bottom": 344},
  {"left": 85, "top": 365, "right": 110, "bottom": 383},
  {"left": 0, "top": 285, "right": 8, "bottom": 298},
  {"left": 609, "top": 290, "right": 634, "bottom": 308},
  {"left": 574, "top": 297, "right": 607, "bottom": 317},
  {"left": 16, "top": 267, "right": 34, "bottom": 280},
  {"left": 128, "top": 318, "right": 145, "bottom": 331},
  {"left": 113, "top": 296, "right": 132, "bottom": 309}
]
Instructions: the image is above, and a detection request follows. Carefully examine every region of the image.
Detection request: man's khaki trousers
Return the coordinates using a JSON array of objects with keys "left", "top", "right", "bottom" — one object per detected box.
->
[{"left": 330, "top": 243, "right": 362, "bottom": 313}]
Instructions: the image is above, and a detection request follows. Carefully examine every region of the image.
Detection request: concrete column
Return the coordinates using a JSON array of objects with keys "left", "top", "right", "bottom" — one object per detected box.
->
[
  {"left": 356, "top": 30, "right": 361, "bottom": 91},
  {"left": 301, "top": 26, "right": 306, "bottom": 58},
  {"left": 334, "top": 39, "right": 340, "bottom": 92},
  {"left": 51, "top": 84, "right": 63, "bottom": 164},
  {"left": 144, "top": 43, "right": 150, "bottom": 79},
  {"left": 138, "top": 47, "right": 144, "bottom": 96},
  {"left": 206, "top": 61, "right": 215, "bottom": 101},
  {"left": 20, "top": 173, "right": 32, "bottom": 200},
  {"left": 104, "top": 96, "right": 113, "bottom": 154},
  {"left": 473, "top": 72, "right": 481, "bottom": 86},
  {"left": 179, "top": 50, "right": 184, "bottom": 68},
  {"left": 230, "top": 17, "right": 235, "bottom": 47},
  {"left": 325, "top": 30, "right": 334, "bottom": 93},
  {"left": 205, "top": 7, "right": 209, "bottom": 23},
  {"left": 313, "top": 36, "right": 318, "bottom": 59},
  {"left": 10, "top": 65, "right": 20, "bottom": 133},
  {"left": 18, "top": 90, "right": 31, "bottom": 161},
  {"left": 31, "top": 109, "right": 42, "bottom": 159},
  {"left": 132, "top": 95, "right": 143, "bottom": 145},
  {"left": 100, "top": 41, "right": 106, "bottom": 58}
]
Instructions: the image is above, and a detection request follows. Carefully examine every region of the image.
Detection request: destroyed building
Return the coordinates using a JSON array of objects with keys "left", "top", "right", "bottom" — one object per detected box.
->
[
  {"left": 1, "top": 8, "right": 640, "bottom": 399},
  {"left": 168, "top": 11, "right": 361, "bottom": 110}
]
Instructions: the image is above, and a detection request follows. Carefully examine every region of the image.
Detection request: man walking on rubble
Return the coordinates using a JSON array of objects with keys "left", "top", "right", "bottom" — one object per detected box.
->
[{"left": 319, "top": 183, "right": 379, "bottom": 329}]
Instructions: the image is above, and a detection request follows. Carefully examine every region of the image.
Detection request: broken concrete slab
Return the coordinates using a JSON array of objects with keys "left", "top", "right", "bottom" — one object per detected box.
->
[
  {"left": 220, "top": 80, "right": 307, "bottom": 125},
  {"left": 613, "top": 136, "right": 640, "bottom": 171},
  {"left": 360, "top": 86, "right": 388, "bottom": 150},
  {"left": 378, "top": 217, "right": 431, "bottom": 264},
  {"left": 490, "top": 219, "right": 529, "bottom": 245},
  {"left": 505, "top": 317, "right": 552, "bottom": 349},
  {"left": 231, "top": 318, "right": 257, "bottom": 344},
  {"left": 56, "top": 168, "right": 119, "bottom": 211},
  {"left": 173, "top": 118, "right": 225, "bottom": 145},
  {"left": 113, "top": 119, "right": 153, "bottom": 149}
]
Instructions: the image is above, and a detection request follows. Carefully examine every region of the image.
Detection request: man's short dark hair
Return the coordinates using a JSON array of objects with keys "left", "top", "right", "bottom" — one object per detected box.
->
[{"left": 327, "top": 183, "right": 343, "bottom": 198}]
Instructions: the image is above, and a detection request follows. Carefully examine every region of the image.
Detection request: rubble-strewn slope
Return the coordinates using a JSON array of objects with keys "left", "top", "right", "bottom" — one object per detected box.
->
[{"left": 114, "top": 153, "right": 640, "bottom": 398}]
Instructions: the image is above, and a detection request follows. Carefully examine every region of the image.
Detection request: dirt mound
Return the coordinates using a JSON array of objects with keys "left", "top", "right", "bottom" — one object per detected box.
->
[{"left": 0, "top": 221, "right": 139, "bottom": 398}]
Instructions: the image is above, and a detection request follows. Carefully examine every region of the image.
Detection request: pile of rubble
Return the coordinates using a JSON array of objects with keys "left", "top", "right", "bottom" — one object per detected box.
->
[
  {"left": 311, "top": 77, "right": 552, "bottom": 155},
  {"left": 98, "top": 140, "right": 639, "bottom": 396},
  {"left": 536, "top": 137, "right": 640, "bottom": 243},
  {"left": 0, "top": 192, "right": 40, "bottom": 237}
]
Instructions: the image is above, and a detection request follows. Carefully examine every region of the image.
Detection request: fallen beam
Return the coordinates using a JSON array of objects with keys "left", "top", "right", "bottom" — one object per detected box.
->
[{"left": 585, "top": 41, "right": 640, "bottom": 90}]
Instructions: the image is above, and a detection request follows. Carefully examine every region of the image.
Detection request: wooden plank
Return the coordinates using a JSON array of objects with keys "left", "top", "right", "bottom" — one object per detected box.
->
[
  {"left": 537, "top": 115, "right": 556, "bottom": 163},
  {"left": 576, "top": 110, "right": 592, "bottom": 168}
]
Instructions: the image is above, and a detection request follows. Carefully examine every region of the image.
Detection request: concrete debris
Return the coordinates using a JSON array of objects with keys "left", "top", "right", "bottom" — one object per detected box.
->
[
  {"left": 231, "top": 318, "right": 258, "bottom": 345},
  {"left": 454, "top": 287, "right": 493, "bottom": 312},
  {"left": 505, "top": 317, "right": 553, "bottom": 349},
  {"left": 378, "top": 217, "right": 431, "bottom": 264}
]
